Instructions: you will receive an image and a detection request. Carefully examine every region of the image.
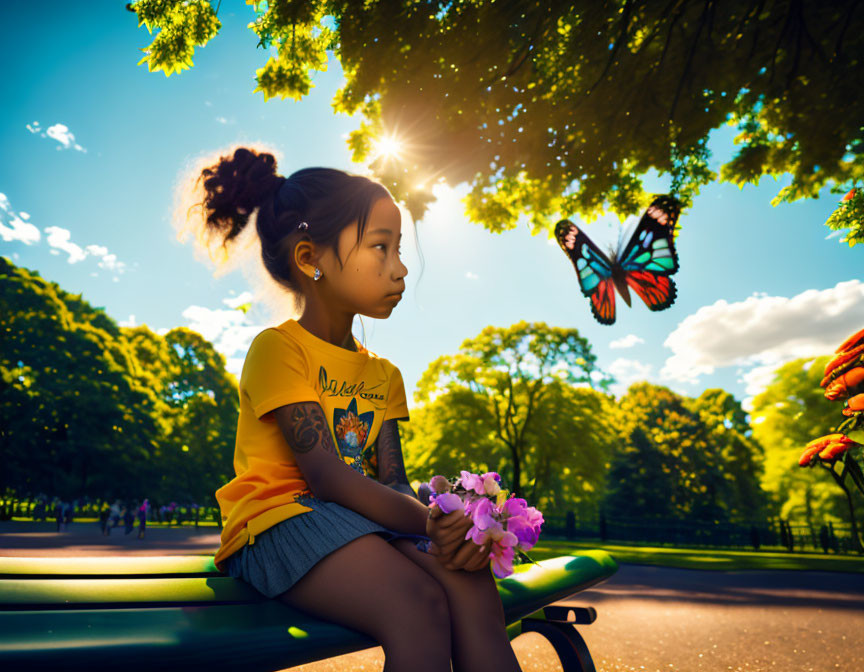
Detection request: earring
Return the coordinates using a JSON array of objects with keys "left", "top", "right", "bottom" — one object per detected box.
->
[{"left": 313, "top": 267, "right": 322, "bottom": 281}]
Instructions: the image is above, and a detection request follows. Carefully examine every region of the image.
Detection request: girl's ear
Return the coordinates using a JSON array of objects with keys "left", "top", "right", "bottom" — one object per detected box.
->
[{"left": 293, "top": 240, "right": 319, "bottom": 280}]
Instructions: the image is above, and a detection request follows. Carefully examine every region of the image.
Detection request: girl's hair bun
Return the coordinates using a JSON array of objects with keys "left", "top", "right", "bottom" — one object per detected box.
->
[{"left": 199, "top": 146, "right": 282, "bottom": 247}]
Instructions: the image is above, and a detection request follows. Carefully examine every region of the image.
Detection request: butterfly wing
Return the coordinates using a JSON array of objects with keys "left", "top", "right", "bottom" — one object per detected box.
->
[
  {"left": 617, "top": 195, "right": 682, "bottom": 312},
  {"left": 555, "top": 219, "right": 619, "bottom": 325}
]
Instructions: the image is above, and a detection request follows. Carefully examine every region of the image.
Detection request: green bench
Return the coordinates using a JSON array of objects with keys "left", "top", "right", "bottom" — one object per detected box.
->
[{"left": 0, "top": 551, "right": 618, "bottom": 671}]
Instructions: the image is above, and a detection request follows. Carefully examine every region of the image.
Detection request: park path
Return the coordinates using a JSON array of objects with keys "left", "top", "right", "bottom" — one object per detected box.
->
[{"left": 2, "top": 522, "right": 863, "bottom": 671}]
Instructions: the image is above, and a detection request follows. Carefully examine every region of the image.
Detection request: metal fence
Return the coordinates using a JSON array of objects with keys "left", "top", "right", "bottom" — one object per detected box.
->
[{"left": 540, "top": 511, "right": 864, "bottom": 555}]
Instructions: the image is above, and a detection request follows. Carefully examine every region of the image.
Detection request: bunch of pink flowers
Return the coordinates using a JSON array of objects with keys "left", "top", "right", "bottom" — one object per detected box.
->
[{"left": 422, "top": 470, "right": 544, "bottom": 578}]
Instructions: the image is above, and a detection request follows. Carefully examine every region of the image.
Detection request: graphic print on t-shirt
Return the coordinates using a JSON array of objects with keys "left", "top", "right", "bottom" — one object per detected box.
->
[
  {"left": 333, "top": 397, "right": 374, "bottom": 471},
  {"left": 319, "top": 365, "right": 387, "bottom": 404}
]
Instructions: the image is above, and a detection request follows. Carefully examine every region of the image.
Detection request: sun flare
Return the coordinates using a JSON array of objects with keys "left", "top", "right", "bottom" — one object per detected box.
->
[{"left": 372, "top": 135, "right": 404, "bottom": 161}]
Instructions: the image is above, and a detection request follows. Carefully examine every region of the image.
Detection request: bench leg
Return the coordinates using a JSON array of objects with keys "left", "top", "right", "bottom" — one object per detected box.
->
[
  {"left": 519, "top": 619, "right": 596, "bottom": 672},
  {"left": 518, "top": 606, "right": 597, "bottom": 672}
]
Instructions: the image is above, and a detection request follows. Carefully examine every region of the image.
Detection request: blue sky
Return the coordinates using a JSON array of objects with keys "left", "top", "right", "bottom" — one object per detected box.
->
[{"left": 2, "top": 2, "right": 863, "bottom": 416}]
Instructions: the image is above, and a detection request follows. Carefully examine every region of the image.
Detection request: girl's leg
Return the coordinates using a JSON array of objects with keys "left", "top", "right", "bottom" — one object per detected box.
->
[
  {"left": 275, "top": 532, "right": 453, "bottom": 672},
  {"left": 388, "top": 537, "right": 523, "bottom": 672}
]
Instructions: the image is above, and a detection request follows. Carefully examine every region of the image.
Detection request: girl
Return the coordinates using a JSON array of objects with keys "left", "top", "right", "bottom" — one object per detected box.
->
[{"left": 179, "top": 146, "right": 522, "bottom": 672}]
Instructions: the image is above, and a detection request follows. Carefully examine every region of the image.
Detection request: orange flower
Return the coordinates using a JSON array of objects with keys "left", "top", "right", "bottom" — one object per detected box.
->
[
  {"left": 835, "top": 327, "right": 864, "bottom": 354},
  {"left": 842, "top": 188, "right": 857, "bottom": 202},
  {"left": 824, "top": 366, "right": 864, "bottom": 400},
  {"left": 821, "top": 343, "right": 864, "bottom": 387},
  {"left": 841, "top": 392, "right": 864, "bottom": 417},
  {"left": 799, "top": 433, "right": 857, "bottom": 466}
]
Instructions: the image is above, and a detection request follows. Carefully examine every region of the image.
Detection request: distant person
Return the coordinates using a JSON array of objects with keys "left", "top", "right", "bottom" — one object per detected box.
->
[
  {"left": 32, "top": 497, "right": 46, "bottom": 522},
  {"left": 123, "top": 501, "right": 136, "bottom": 535},
  {"left": 99, "top": 502, "right": 111, "bottom": 535},
  {"left": 54, "top": 499, "right": 64, "bottom": 532},
  {"left": 64, "top": 500, "right": 75, "bottom": 530},
  {"left": 105, "top": 499, "right": 122, "bottom": 535},
  {"left": 137, "top": 498, "right": 149, "bottom": 539}
]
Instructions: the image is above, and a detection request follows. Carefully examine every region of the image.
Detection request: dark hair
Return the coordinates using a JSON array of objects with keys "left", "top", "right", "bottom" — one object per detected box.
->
[{"left": 193, "top": 146, "right": 399, "bottom": 302}]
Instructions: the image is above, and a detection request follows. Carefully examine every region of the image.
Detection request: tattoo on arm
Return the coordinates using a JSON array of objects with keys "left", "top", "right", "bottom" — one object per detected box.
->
[
  {"left": 377, "top": 418, "right": 410, "bottom": 487},
  {"left": 286, "top": 403, "right": 340, "bottom": 458}
]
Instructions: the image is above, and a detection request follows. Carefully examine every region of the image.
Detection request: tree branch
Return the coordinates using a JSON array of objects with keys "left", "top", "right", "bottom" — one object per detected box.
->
[
  {"left": 745, "top": 0, "right": 768, "bottom": 63},
  {"left": 670, "top": 0, "right": 713, "bottom": 120},
  {"left": 631, "top": 0, "right": 685, "bottom": 62},
  {"left": 656, "top": 0, "right": 688, "bottom": 71},
  {"left": 769, "top": 0, "right": 795, "bottom": 86},
  {"left": 587, "top": 0, "right": 635, "bottom": 95},
  {"left": 833, "top": 1, "right": 857, "bottom": 61},
  {"left": 479, "top": 9, "right": 547, "bottom": 91},
  {"left": 516, "top": 378, "right": 544, "bottom": 450}
]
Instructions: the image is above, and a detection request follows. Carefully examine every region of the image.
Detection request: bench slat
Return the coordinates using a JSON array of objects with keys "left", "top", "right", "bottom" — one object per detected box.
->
[
  {"left": 0, "top": 577, "right": 258, "bottom": 607},
  {"left": 0, "top": 556, "right": 217, "bottom": 576},
  {"left": 0, "top": 602, "right": 380, "bottom": 672},
  {"left": 0, "top": 552, "right": 617, "bottom": 611}
]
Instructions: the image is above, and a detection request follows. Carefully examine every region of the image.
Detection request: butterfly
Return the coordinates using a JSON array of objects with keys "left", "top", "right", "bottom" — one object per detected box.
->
[{"left": 555, "top": 195, "right": 682, "bottom": 325}]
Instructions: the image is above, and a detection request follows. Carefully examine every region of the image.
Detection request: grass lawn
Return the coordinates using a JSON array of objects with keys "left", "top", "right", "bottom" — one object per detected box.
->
[{"left": 523, "top": 537, "right": 864, "bottom": 573}]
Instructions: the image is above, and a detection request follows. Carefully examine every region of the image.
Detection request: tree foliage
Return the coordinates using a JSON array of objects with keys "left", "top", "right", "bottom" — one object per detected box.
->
[
  {"left": 406, "top": 320, "right": 613, "bottom": 505},
  {"left": 603, "top": 382, "right": 769, "bottom": 522},
  {"left": 825, "top": 188, "right": 864, "bottom": 248},
  {"left": 0, "top": 257, "right": 238, "bottom": 503},
  {"left": 129, "top": 0, "right": 864, "bottom": 243}
]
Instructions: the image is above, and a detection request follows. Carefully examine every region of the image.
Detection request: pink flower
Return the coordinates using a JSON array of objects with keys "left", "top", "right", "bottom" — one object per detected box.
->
[
  {"left": 433, "top": 492, "right": 464, "bottom": 514},
  {"left": 459, "top": 470, "right": 485, "bottom": 495},
  {"left": 481, "top": 472, "right": 502, "bottom": 496},
  {"left": 471, "top": 497, "right": 497, "bottom": 529},
  {"left": 502, "top": 497, "right": 528, "bottom": 518},
  {"left": 490, "top": 534, "right": 519, "bottom": 578},
  {"left": 507, "top": 514, "right": 540, "bottom": 550}
]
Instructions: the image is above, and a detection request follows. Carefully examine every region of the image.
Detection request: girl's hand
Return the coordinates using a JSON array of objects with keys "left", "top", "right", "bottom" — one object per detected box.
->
[
  {"left": 430, "top": 536, "right": 493, "bottom": 572},
  {"left": 425, "top": 505, "right": 492, "bottom": 572}
]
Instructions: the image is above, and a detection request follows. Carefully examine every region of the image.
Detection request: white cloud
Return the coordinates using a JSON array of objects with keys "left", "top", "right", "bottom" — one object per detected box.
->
[
  {"left": 660, "top": 280, "right": 864, "bottom": 408},
  {"left": 175, "top": 291, "right": 287, "bottom": 377},
  {"left": 607, "top": 357, "right": 653, "bottom": 398},
  {"left": 609, "top": 334, "right": 645, "bottom": 349},
  {"left": 44, "top": 226, "right": 87, "bottom": 263},
  {"left": 26, "top": 121, "right": 87, "bottom": 153},
  {"left": 465, "top": 271, "right": 479, "bottom": 280},
  {"left": 97, "top": 253, "right": 124, "bottom": 272},
  {"left": 179, "top": 301, "right": 264, "bottom": 376},
  {"left": 40, "top": 227, "right": 127, "bottom": 275},
  {"left": 222, "top": 291, "right": 254, "bottom": 309},
  {"left": 0, "top": 193, "right": 41, "bottom": 244},
  {"left": 119, "top": 314, "right": 137, "bottom": 327},
  {"left": 1, "top": 192, "right": 126, "bottom": 277},
  {"left": 85, "top": 244, "right": 108, "bottom": 256}
]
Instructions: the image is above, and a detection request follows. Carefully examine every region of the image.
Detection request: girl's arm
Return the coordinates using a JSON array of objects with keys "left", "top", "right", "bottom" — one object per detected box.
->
[
  {"left": 375, "top": 418, "right": 418, "bottom": 500},
  {"left": 272, "top": 402, "right": 428, "bottom": 536}
]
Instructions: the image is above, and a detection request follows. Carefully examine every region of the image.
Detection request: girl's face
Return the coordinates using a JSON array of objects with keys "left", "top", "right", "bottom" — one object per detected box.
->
[{"left": 319, "top": 196, "right": 408, "bottom": 318}]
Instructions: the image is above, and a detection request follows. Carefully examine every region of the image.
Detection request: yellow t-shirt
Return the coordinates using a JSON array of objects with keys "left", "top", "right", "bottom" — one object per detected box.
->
[{"left": 213, "top": 318, "right": 410, "bottom": 572}]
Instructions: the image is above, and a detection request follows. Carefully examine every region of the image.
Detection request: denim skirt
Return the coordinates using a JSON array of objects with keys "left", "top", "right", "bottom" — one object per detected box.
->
[{"left": 223, "top": 493, "right": 433, "bottom": 599}]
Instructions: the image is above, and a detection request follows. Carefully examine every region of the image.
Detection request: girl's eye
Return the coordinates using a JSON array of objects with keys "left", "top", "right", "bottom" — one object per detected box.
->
[{"left": 375, "top": 243, "right": 402, "bottom": 254}]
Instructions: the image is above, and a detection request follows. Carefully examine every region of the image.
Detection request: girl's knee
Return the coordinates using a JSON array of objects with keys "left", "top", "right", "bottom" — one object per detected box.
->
[{"left": 414, "top": 573, "right": 451, "bottom": 625}]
